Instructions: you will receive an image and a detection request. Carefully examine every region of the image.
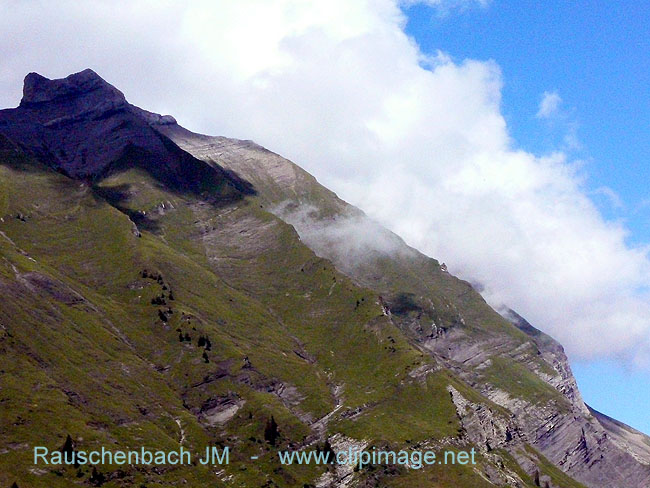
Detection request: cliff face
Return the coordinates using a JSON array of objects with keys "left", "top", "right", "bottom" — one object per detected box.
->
[{"left": 0, "top": 70, "right": 648, "bottom": 488}]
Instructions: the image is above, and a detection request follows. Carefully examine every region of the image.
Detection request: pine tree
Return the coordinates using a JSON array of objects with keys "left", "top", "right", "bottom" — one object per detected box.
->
[
  {"left": 323, "top": 438, "right": 336, "bottom": 464},
  {"left": 90, "top": 466, "right": 105, "bottom": 486},
  {"left": 264, "top": 416, "right": 279, "bottom": 446},
  {"left": 60, "top": 434, "right": 79, "bottom": 467},
  {"left": 61, "top": 434, "right": 74, "bottom": 455}
]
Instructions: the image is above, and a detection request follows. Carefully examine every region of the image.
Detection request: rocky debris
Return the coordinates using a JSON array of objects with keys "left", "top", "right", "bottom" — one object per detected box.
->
[
  {"left": 62, "top": 388, "right": 87, "bottom": 407},
  {"left": 18, "top": 272, "right": 87, "bottom": 307},
  {"left": 315, "top": 434, "right": 368, "bottom": 488},
  {"left": 293, "top": 347, "right": 317, "bottom": 363},
  {"left": 199, "top": 395, "right": 245, "bottom": 426},
  {"left": 130, "top": 220, "right": 141, "bottom": 237},
  {"left": 407, "top": 363, "right": 439, "bottom": 381},
  {"left": 448, "top": 385, "right": 521, "bottom": 452},
  {"left": 175, "top": 418, "right": 186, "bottom": 445}
]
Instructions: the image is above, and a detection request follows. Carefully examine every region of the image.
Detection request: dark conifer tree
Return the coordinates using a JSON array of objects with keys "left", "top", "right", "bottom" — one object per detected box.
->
[
  {"left": 264, "top": 416, "right": 279, "bottom": 446},
  {"left": 323, "top": 438, "right": 336, "bottom": 464},
  {"left": 90, "top": 466, "right": 105, "bottom": 486},
  {"left": 60, "top": 434, "right": 78, "bottom": 467},
  {"left": 61, "top": 434, "right": 74, "bottom": 455}
]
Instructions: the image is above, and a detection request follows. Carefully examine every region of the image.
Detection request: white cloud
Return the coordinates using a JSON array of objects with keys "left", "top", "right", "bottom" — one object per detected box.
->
[
  {"left": 1, "top": 0, "right": 650, "bottom": 366},
  {"left": 271, "top": 202, "right": 416, "bottom": 271},
  {"left": 537, "top": 90, "right": 563, "bottom": 118}
]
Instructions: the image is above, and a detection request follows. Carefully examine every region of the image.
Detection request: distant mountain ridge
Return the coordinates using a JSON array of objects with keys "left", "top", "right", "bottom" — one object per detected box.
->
[{"left": 0, "top": 69, "right": 648, "bottom": 488}]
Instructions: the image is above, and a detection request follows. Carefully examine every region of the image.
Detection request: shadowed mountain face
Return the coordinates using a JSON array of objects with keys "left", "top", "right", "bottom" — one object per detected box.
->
[
  {"left": 0, "top": 69, "right": 253, "bottom": 197},
  {"left": 0, "top": 70, "right": 648, "bottom": 488}
]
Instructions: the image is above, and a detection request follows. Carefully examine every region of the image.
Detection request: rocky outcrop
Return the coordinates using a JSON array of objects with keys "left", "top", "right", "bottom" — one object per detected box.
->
[{"left": 0, "top": 70, "right": 250, "bottom": 198}]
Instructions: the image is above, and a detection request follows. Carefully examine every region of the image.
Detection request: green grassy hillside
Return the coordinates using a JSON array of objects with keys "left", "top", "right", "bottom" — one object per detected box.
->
[{"left": 0, "top": 140, "right": 585, "bottom": 488}]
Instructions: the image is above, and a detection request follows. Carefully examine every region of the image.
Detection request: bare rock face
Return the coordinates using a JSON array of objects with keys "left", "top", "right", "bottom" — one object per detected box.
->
[
  {"left": 433, "top": 310, "right": 650, "bottom": 488},
  {"left": 0, "top": 70, "right": 247, "bottom": 197},
  {"left": 21, "top": 69, "right": 126, "bottom": 108},
  {"left": 2, "top": 69, "right": 143, "bottom": 178}
]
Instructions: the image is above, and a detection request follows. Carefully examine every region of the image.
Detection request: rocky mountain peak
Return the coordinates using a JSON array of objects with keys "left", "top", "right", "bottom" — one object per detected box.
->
[
  {"left": 0, "top": 69, "right": 227, "bottom": 191},
  {"left": 0, "top": 69, "right": 255, "bottom": 200},
  {"left": 21, "top": 69, "right": 126, "bottom": 108}
]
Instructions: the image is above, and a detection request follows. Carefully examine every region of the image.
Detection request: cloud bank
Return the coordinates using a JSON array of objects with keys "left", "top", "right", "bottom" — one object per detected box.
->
[{"left": 1, "top": 0, "right": 649, "bottom": 365}]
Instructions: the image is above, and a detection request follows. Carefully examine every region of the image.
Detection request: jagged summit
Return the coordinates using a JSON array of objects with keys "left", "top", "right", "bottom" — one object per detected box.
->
[
  {"left": 0, "top": 69, "right": 250, "bottom": 197},
  {"left": 20, "top": 69, "right": 177, "bottom": 127},
  {"left": 20, "top": 69, "right": 126, "bottom": 107}
]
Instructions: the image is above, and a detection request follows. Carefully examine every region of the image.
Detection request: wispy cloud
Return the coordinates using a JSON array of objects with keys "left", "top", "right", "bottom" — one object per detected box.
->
[
  {"left": 537, "top": 91, "right": 582, "bottom": 151},
  {"left": 591, "top": 186, "right": 625, "bottom": 210},
  {"left": 271, "top": 202, "right": 415, "bottom": 271},
  {"left": 537, "top": 90, "right": 562, "bottom": 119}
]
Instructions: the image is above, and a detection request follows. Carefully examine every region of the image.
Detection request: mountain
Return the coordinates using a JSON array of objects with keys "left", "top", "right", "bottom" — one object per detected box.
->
[{"left": 0, "top": 69, "right": 648, "bottom": 488}]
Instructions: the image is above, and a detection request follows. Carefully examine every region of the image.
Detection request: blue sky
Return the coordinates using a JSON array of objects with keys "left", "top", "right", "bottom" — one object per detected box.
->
[{"left": 403, "top": 0, "right": 650, "bottom": 433}]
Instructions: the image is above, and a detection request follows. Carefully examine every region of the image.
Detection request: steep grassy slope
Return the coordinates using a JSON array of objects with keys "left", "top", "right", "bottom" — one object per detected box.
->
[
  {"left": 162, "top": 125, "right": 574, "bottom": 410},
  {"left": 0, "top": 145, "right": 536, "bottom": 487}
]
